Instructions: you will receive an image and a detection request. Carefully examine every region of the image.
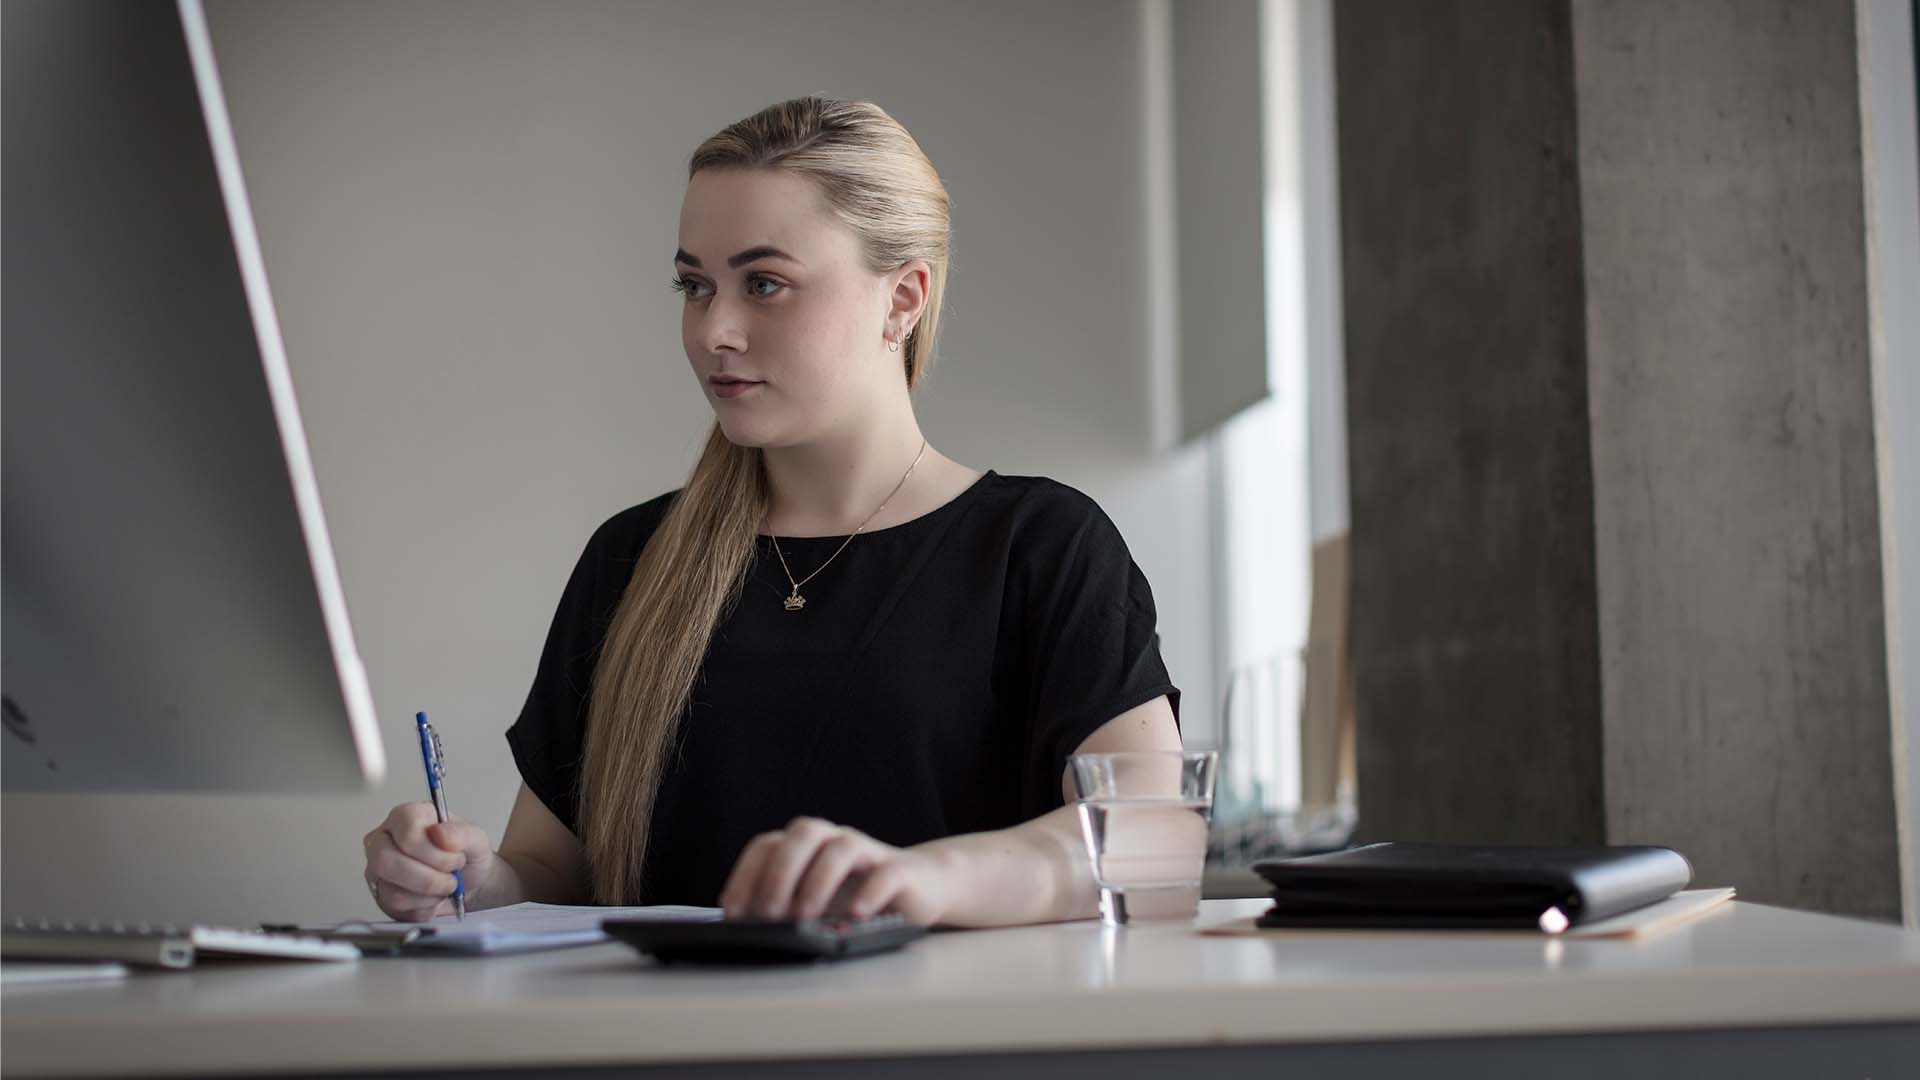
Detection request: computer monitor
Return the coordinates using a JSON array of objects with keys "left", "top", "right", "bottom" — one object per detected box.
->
[{"left": 1, "top": 0, "right": 386, "bottom": 790}]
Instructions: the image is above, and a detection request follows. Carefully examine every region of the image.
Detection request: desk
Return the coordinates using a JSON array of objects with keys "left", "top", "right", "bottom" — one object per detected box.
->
[{"left": 4, "top": 900, "right": 1917, "bottom": 1078}]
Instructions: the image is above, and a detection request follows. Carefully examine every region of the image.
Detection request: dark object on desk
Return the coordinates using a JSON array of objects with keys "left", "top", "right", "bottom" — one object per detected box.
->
[
  {"left": 259, "top": 923, "right": 426, "bottom": 957},
  {"left": 604, "top": 913, "right": 926, "bottom": 965},
  {"left": 1252, "top": 842, "right": 1693, "bottom": 931}
]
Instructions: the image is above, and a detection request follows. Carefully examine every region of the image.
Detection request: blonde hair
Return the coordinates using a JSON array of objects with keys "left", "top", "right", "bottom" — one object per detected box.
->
[{"left": 577, "top": 97, "right": 953, "bottom": 903}]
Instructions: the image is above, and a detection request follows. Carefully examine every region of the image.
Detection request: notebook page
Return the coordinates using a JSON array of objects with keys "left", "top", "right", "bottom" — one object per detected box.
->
[
  {"left": 402, "top": 902, "right": 722, "bottom": 935},
  {"left": 363, "top": 902, "right": 723, "bottom": 953}
]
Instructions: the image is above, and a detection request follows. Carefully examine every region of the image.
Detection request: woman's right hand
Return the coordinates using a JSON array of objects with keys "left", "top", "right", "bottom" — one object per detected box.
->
[{"left": 362, "top": 803, "right": 497, "bottom": 922}]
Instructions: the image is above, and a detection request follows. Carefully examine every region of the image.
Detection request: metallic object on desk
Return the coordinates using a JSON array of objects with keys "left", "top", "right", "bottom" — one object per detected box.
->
[
  {"left": 4, "top": 917, "right": 359, "bottom": 966},
  {"left": 1214, "top": 650, "right": 1299, "bottom": 826},
  {"left": 1206, "top": 655, "right": 1356, "bottom": 893},
  {"left": 1209, "top": 536, "right": 1357, "bottom": 870},
  {"left": 260, "top": 922, "right": 426, "bottom": 957},
  {"left": 1204, "top": 803, "right": 1358, "bottom": 900}
]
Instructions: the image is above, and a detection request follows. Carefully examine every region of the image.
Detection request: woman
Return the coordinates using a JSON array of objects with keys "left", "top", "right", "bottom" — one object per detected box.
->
[{"left": 362, "top": 97, "right": 1183, "bottom": 929}]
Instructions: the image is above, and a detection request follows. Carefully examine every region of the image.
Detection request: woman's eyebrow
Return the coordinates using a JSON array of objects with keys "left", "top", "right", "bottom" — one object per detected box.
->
[{"left": 673, "top": 246, "right": 802, "bottom": 269}]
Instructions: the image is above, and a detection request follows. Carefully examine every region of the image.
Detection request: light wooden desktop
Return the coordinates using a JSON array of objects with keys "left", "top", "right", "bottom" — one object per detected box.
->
[{"left": 4, "top": 899, "right": 1918, "bottom": 1078}]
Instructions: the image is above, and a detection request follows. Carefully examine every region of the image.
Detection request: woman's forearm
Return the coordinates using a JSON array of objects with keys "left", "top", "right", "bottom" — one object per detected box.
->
[
  {"left": 472, "top": 850, "right": 577, "bottom": 910},
  {"left": 911, "top": 804, "right": 1102, "bottom": 927}
]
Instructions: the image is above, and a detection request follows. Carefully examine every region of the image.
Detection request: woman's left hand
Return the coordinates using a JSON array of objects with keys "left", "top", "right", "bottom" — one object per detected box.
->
[{"left": 717, "top": 816, "right": 953, "bottom": 926}]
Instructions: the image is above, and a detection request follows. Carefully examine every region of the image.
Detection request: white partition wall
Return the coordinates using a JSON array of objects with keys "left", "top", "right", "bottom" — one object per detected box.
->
[{"left": 1858, "top": 0, "right": 1920, "bottom": 927}]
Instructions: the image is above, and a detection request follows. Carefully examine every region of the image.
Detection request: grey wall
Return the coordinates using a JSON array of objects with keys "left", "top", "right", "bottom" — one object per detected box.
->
[
  {"left": 1575, "top": 0, "right": 1901, "bottom": 921},
  {"left": 1336, "top": 0, "right": 1607, "bottom": 846},
  {"left": 1, "top": 0, "right": 1216, "bottom": 927}
]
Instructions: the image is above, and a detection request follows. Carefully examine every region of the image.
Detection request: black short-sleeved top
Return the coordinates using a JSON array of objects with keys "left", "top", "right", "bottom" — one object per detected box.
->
[{"left": 504, "top": 469, "right": 1182, "bottom": 906}]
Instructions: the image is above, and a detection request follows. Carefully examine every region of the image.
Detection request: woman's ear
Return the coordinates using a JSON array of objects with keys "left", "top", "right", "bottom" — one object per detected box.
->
[{"left": 888, "top": 258, "right": 932, "bottom": 338}]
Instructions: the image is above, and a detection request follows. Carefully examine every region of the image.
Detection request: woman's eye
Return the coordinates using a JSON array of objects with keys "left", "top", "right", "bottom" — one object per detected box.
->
[
  {"left": 747, "top": 276, "right": 784, "bottom": 298},
  {"left": 669, "top": 276, "right": 710, "bottom": 300}
]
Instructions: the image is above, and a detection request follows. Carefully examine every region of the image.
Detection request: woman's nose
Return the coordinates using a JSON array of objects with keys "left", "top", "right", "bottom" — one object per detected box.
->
[{"left": 700, "top": 298, "right": 749, "bottom": 354}]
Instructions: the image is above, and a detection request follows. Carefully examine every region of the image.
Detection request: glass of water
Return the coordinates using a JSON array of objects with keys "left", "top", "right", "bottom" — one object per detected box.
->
[{"left": 1069, "top": 750, "right": 1219, "bottom": 926}]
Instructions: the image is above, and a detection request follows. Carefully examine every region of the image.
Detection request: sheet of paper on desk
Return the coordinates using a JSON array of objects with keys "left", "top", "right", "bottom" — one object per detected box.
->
[
  {"left": 368, "top": 902, "right": 722, "bottom": 955},
  {"left": 1, "top": 960, "right": 132, "bottom": 986}
]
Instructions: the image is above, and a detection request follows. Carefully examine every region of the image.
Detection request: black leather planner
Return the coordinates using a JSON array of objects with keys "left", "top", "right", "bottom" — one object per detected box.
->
[{"left": 1251, "top": 842, "right": 1693, "bottom": 930}]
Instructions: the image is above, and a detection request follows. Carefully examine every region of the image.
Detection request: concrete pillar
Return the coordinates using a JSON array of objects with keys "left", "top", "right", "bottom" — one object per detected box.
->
[
  {"left": 1574, "top": 0, "right": 1901, "bottom": 921},
  {"left": 1337, "top": 0, "right": 1903, "bottom": 920},
  {"left": 1335, "top": 0, "right": 1607, "bottom": 847}
]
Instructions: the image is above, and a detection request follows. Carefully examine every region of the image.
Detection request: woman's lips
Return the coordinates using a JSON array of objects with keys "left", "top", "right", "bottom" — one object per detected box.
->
[{"left": 710, "top": 379, "right": 763, "bottom": 399}]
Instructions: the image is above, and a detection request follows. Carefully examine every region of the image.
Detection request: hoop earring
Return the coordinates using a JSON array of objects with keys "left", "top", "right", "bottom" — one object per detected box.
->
[{"left": 886, "top": 333, "right": 902, "bottom": 353}]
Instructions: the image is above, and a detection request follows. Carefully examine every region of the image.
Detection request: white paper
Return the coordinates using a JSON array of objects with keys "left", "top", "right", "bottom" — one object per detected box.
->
[
  {"left": 362, "top": 902, "right": 723, "bottom": 955},
  {"left": 415, "top": 902, "right": 721, "bottom": 934},
  {"left": 1562, "top": 887, "right": 1735, "bottom": 937},
  {"left": 1, "top": 960, "right": 131, "bottom": 986}
]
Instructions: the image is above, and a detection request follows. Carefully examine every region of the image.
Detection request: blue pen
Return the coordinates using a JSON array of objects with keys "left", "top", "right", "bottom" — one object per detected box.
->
[{"left": 416, "top": 711, "right": 465, "bottom": 920}]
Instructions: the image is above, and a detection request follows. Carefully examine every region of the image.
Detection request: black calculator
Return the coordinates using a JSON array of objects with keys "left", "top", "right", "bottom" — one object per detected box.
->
[{"left": 602, "top": 913, "right": 926, "bottom": 965}]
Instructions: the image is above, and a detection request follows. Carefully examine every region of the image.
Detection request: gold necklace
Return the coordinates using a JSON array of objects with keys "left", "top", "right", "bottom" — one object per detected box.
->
[{"left": 767, "top": 439, "right": 928, "bottom": 612}]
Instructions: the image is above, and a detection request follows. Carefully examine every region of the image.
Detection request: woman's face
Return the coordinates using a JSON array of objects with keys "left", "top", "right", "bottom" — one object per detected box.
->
[{"left": 674, "top": 167, "right": 902, "bottom": 449}]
